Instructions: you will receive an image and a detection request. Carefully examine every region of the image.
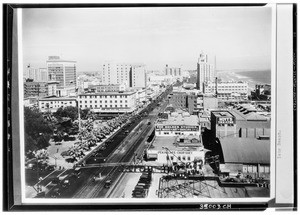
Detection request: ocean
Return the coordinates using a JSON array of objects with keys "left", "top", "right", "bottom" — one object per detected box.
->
[
  {"left": 234, "top": 70, "right": 271, "bottom": 84},
  {"left": 217, "top": 70, "right": 271, "bottom": 90}
]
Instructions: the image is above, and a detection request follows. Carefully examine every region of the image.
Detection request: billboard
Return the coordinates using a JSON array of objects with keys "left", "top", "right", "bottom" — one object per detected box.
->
[{"left": 155, "top": 125, "right": 199, "bottom": 131}]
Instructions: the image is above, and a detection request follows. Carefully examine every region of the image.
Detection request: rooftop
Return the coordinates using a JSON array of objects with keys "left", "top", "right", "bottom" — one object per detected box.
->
[
  {"left": 150, "top": 136, "right": 203, "bottom": 151},
  {"left": 230, "top": 108, "right": 268, "bottom": 121},
  {"left": 212, "top": 111, "right": 234, "bottom": 118},
  {"left": 156, "top": 112, "right": 199, "bottom": 126},
  {"left": 79, "top": 91, "right": 136, "bottom": 96},
  {"left": 220, "top": 137, "right": 270, "bottom": 164},
  {"left": 39, "top": 96, "right": 77, "bottom": 101}
]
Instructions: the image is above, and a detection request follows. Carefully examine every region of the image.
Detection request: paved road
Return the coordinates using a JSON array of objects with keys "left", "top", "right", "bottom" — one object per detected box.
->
[{"left": 42, "top": 86, "right": 172, "bottom": 198}]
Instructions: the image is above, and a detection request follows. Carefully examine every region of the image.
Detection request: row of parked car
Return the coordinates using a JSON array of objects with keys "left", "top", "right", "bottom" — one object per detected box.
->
[{"left": 132, "top": 172, "right": 152, "bottom": 198}]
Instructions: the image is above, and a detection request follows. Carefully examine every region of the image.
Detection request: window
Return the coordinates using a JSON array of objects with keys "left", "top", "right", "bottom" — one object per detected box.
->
[
  {"left": 182, "top": 156, "right": 186, "bottom": 161},
  {"left": 187, "top": 156, "right": 191, "bottom": 161},
  {"left": 110, "top": 105, "right": 112, "bottom": 107},
  {"left": 85, "top": 101, "right": 87, "bottom": 103}
]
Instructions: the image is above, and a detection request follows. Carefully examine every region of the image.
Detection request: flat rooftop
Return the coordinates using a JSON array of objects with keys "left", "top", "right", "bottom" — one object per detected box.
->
[
  {"left": 156, "top": 113, "right": 199, "bottom": 126},
  {"left": 39, "top": 96, "right": 77, "bottom": 101},
  {"left": 150, "top": 136, "right": 203, "bottom": 151},
  {"left": 79, "top": 91, "right": 136, "bottom": 96}
]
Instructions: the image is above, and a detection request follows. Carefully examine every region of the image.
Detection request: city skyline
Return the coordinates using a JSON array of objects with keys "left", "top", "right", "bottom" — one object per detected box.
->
[{"left": 23, "top": 6, "right": 271, "bottom": 72}]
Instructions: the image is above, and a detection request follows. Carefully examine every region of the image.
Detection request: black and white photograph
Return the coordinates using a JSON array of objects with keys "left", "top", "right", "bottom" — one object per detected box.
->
[{"left": 2, "top": 2, "right": 297, "bottom": 211}]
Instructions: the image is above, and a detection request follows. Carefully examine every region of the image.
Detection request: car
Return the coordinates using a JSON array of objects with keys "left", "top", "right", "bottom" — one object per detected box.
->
[
  {"left": 124, "top": 130, "right": 129, "bottom": 134},
  {"left": 104, "top": 180, "right": 112, "bottom": 188},
  {"left": 55, "top": 142, "right": 62, "bottom": 145}
]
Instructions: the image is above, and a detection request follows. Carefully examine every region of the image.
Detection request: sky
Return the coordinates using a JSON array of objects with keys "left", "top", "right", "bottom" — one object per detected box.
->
[{"left": 22, "top": 6, "right": 272, "bottom": 72}]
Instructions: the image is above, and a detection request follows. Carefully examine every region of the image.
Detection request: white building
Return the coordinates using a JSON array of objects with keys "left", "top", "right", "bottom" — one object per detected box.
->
[
  {"left": 130, "top": 65, "right": 146, "bottom": 88},
  {"left": 146, "top": 135, "right": 205, "bottom": 165},
  {"left": 47, "top": 56, "right": 77, "bottom": 97},
  {"left": 78, "top": 91, "right": 137, "bottom": 113},
  {"left": 155, "top": 112, "right": 201, "bottom": 137},
  {"left": 101, "top": 62, "right": 146, "bottom": 88},
  {"left": 165, "top": 65, "right": 182, "bottom": 76},
  {"left": 38, "top": 96, "right": 77, "bottom": 112},
  {"left": 196, "top": 52, "right": 216, "bottom": 92},
  {"left": 203, "top": 81, "right": 248, "bottom": 100}
]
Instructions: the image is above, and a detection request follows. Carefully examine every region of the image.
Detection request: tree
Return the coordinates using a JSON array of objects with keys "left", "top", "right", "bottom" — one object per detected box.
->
[
  {"left": 24, "top": 107, "right": 53, "bottom": 153},
  {"left": 54, "top": 106, "right": 78, "bottom": 121}
]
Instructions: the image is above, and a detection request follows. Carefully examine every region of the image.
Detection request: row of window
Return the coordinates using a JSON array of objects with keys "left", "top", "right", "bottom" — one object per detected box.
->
[
  {"left": 79, "top": 95, "right": 128, "bottom": 98},
  {"left": 166, "top": 155, "right": 191, "bottom": 161},
  {"left": 242, "top": 165, "right": 270, "bottom": 173},
  {"left": 40, "top": 101, "right": 74, "bottom": 105},
  {"left": 79, "top": 104, "right": 128, "bottom": 108},
  {"left": 80, "top": 100, "right": 128, "bottom": 103},
  {"left": 217, "top": 123, "right": 235, "bottom": 126}
]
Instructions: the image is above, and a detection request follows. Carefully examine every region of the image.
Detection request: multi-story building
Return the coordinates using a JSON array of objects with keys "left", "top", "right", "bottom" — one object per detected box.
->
[
  {"left": 196, "top": 52, "right": 216, "bottom": 92},
  {"left": 211, "top": 111, "right": 237, "bottom": 139},
  {"left": 251, "top": 84, "right": 271, "bottom": 100},
  {"left": 78, "top": 91, "right": 137, "bottom": 113},
  {"left": 146, "top": 135, "right": 205, "bottom": 165},
  {"left": 155, "top": 112, "right": 200, "bottom": 137},
  {"left": 47, "top": 56, "right": 77, "bottom": 97},
  {"left": 24, "top": 81, "right": 48, "bottom": 98},
  {"left": 130, "top": 65, "right": 146, "bottom": 88},
  {"left": 168, "top": 92, "right": 187, "bottom": 110},
  {"left": 165, "top": 65, "right": 182, "bottom": 76},
  {"left": 87, "top": 84, "right": 126, "bottom": 93},
  {"left": 211, "top": 108, "right": 270, "bottom": 140},
  {"left": 47, "top": 81, "right": 59, "bottom": 97},
  {"left": 203, "top": 81, "right": 248, "bottom": 100},
  {"left": 38, "top": 68, "right": 48, "bottom": 82},
  {"left": 101, "top": 62, "right": 146, "bottom": 88},
  {"left": 38, "top": 96, "right": 77, "bottom": 112}
]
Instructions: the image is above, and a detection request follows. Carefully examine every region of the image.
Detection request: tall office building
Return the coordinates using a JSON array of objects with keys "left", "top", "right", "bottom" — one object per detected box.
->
[
  {"left": 47, "top": 56, "right": 77, "bottom": 97},
  {"left": 101, "top": 62, "right": 146, "bottom": 88},
  {"left": 130, "top": 64, "right": 146, "bottom": 88},
  {"left": 196, "top": 52, "right": 216, "bottom": 92}
]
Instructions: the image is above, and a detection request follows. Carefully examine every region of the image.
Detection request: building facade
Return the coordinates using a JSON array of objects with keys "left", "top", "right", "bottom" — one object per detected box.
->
[
  {"left": 38, "top": 97, "right": 77, "bottom": 112},
  {"left": 211, "top": 108, "right": 270, "bottom": 140},
  {"left": 165, "top": 65, "right": 182, "bottom": 76},
  {"left": 47, "top": 56, "right": 77, "bottom": 97},
  {"left": 78, "top": 91, "right": 137, "bottom": 113},
  {"left": 24, "top": 81, "right": 48, "bottom": 98},
  {"left": 211, "top": 111, "right": 237, "bottom": 139},
  {"left": 203, "top": 81, "right": 248, "bottom": 100},
  {"left": 196, "top": 52, "right": 215, "bottom": 92},
  {"left": 101, "top": 62, "right": 146, "bottom": 88},
  {"left": 130, "top": 65, "right": 146, "bottom": 88},
  {"left": 155, "top": 112, "right": 201, "bottom": 137},
  {"left": 146, "top": 135, "right": 205, "bottom": 165}
]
